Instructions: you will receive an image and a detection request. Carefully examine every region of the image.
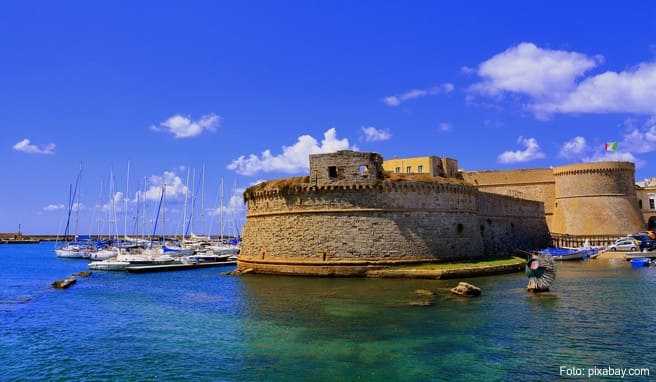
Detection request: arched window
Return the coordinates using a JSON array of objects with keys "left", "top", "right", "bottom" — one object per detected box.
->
[{"left": 358, "top": 165, "right": 369, "bottom": 176}]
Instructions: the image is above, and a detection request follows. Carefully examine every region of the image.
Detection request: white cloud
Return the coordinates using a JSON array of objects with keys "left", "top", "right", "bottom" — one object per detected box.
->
[
  {"left": 139, "top": 171, "right": 189, "bottom": 202},
  {"left": 471, "top": 42, "right": 656, "bottom": 118},
  {"left": 361, "top": 126, "right": 391, "bottom": 142},
  {"left": 150, "top": 113, "right": 221, "bottom": 139},
  {"left": 620, "top": 119, "right": 656, "bottom": 154},
  {"left": 536, "top": 63, "right": 656, "bottom": 115},
  {"left": 383, "top": 83, "right": 454, "bottom": 107},
  {"left": 227, "top": 128, "right": 356, "bottom": 176},
  {"left": 497, "top": 137, "right": 546, "bottom": 164},
  {"left": 471, "top": 42, "right": 600, "bottom": 98},
  {"left": 460, "top": 66, "right": 475, "bottom": 75},
  {"left": 209, "top": 186, "right": 246, "bottom": 217},
  {"left": 43, "top": 204, "right": 65, "bottom": 212},
  {"left": 559, "top": 136, "right": 588, "bottom": 158},
  {"left": 13, "top": 139, "right": 56, "bottom": 155},
  {"left": 438, "top": 122, "right": 452, "bottom": 132}
]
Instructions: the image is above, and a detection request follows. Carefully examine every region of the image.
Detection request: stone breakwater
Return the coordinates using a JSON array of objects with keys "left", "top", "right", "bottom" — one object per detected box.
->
[{"left": 238, "top": 150, "right": 549, "bottom": 276}]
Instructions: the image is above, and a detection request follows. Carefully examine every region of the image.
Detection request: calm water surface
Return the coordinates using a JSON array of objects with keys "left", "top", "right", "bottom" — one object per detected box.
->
[{"left": 1, "top": 243, "right": 655, "bottom": 381}]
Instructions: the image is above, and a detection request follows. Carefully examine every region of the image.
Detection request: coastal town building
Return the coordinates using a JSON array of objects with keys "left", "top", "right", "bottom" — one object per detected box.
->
[
  {"left": 382, "top": 156, "right": 459, "bottom": 177},
  {"left": 635, "top": 178, "right": 656, "bottom": 229}
]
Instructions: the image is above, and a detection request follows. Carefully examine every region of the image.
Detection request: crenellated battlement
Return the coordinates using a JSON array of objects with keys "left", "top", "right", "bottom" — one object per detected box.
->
[{"left": 244, "top": 178, "right": 478, "bottom": 203}]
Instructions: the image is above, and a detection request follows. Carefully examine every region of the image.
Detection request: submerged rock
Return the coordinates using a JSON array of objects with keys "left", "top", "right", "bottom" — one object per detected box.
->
[
  {"left": 408, "top": 299, "right": 434, "bottom": 307},
  {"left": 414, "top": 289, "right": 435, "bottom": 297},
  {"left": 74, "top": 271, "right": 92, "bottom": 278},
  {"left": 52, "top": 277, "right": 77, "bottom": 289},
  {"left": 450, "top": 282, "right": 481, "bottom": 297}
]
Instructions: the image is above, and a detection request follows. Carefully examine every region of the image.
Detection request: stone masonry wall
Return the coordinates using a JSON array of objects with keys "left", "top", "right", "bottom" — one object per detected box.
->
[{"left": 239, "top": 180, "right": 549, "bottom": 275}]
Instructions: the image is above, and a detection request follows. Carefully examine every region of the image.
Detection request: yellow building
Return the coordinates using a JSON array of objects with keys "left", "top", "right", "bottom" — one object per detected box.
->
[{"left": 382, "top": 156, "right": 459, "bottom": 177}]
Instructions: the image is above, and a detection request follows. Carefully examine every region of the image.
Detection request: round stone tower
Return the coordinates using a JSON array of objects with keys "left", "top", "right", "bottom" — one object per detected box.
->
[{"left": 551, "top": 161, "right": 644, "bottom": 236}]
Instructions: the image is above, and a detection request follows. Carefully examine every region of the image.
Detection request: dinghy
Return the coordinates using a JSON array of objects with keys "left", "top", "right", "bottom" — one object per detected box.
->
[{"left": 539, "top": 247, "right": 599, "bottom": 261}]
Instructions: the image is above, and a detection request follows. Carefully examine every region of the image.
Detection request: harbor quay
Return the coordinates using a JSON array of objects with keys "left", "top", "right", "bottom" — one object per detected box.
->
[{"left": 238, "top": 150, "right": 648, "bottom": 276}]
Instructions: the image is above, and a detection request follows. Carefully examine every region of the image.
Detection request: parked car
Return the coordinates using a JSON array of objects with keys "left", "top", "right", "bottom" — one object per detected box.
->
[
  {"left": 608, "top": 238, "right": 640, "bottom": 252},
  {"left": 630, "top": 234, "right": 656, "bottom": 251}
]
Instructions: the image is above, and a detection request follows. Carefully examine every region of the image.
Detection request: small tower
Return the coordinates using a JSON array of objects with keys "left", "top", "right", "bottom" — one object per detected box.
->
[{"left": 309, "top": 150, "right": 385, "bottom": 187}]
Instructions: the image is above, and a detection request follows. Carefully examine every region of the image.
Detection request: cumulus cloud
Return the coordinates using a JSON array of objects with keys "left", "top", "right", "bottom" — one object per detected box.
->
[
  {"left": 209, "top": 186, "right": 246, "bottom": 217},
  {"left": 139, "top": 171, "right": 190, "bottom": 202},
  {"left": 497, "top": 137, "right": 546, "bottom": 164},
  {"left": 43, "top": 204, "right": 65, "bottom": 212},
  {"left": 559, "top": 136, "right": 588, "bottom": 159},
  {"left": 535, "top": 63, "right": 656, "bottom": 115},
  {"left": 227, "top": 128, "right": 356, "bottom": 176},
  {"left": 150, "top": 113, "right": 221, "bottom": 138},
  {"left": 621, "top": 117, "right": 656, "bottom": 153},
  {"left": 470, "top": 42, "right": 656, "bottom": 118},
  {"left": 383, "top": 83, "right": 454, "bottom": 107},
  {"left": 13, "top": 139, "right": 56, "bottom": 155},
  {"left": 438, "top": 122, "right": 452, "bottom": 132},
  {"left": 471, "top": 42, "right": 600, "bottom": 98},
  {"left": 361, "top": 126, "right": 391, "bottom": 142}
]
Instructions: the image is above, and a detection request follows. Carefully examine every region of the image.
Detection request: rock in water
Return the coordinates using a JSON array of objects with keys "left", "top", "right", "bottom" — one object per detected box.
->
[
  {"left": 414, "top": 289, "right": 435, "bottom": 297},
  {"left": 74, "top": 271, "right": 92, "bottom": 277},
  {"left": 52, "top": 277, "right": 77, "bottom": 289},
  {"left": 408, "top": 299, "right": 434, "bottom": 307},
  {"left": 450, "top": 282, "right": 481, "bottom": 297}
]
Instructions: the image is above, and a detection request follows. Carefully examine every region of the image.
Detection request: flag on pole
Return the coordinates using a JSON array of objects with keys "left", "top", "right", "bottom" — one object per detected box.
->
[{"left": 605, "top": 142, "right": 618, "bottom": 152}]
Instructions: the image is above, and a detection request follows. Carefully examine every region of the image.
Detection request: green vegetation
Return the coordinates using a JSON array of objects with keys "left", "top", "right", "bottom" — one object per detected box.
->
[{"left": 394, "top": 257, "right": 526, "bottom": 271}]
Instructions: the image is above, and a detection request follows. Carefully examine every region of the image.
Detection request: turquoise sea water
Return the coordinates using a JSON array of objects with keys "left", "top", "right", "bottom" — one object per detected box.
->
[{"left": 1, "top": 243, "right": 656, "bottom": 381}]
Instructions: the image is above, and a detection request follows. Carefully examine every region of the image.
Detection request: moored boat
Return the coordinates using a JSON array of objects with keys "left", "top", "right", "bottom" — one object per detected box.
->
[
  {"left": 539, "top": 247, "right": 599, "bottom": 261},
  {"left": 630, "top": 257, "right": 651, "bottom": 268}
]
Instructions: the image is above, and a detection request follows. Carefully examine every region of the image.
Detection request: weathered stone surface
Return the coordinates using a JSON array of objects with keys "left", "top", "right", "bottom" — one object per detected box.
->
[
  {"left": 52, "top": 277, "right": 76, "bottom": 289},
  {"left": 408, "top": 299, "right": 433, "bottom": 307},
  {"left": 465, "top": 161, "right": 644, "bottom": 238},
  {"left": 414, "top": 289, "right": 435, "bottom": 296},
  {"left": 238, "top": 150, "right": 551, "bottom": 276},
  {"left": 450, "top": 282, "right": 481, "bottom": 297}
]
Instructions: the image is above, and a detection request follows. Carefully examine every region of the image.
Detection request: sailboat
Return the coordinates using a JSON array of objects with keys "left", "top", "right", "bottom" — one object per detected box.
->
[{"left": 55, "top": 166, "right": 91, "bottom": 258}]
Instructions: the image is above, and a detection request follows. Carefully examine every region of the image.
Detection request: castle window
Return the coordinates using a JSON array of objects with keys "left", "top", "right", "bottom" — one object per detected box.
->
[
  {"left": 639, "top": 200, "right": 643, "bottom": 209},
  {"left": 328, "top": 166, "right": 337, "bottom": 178},
  {"left": 456, "top": 223, "right": 464, "bottom": 235},
  {"left": 395, "top": 167, "right": 400, "bottom": 173},
  {"left": 650, "top": 197, "right": 655, "bottom": 210},
  {"left": 418, "top": 165, "right": 423, "bottom": 173},
  {"left": 358, "top": 165, "right": 369, "bottom": 176},
  {"left": 406, "top": 166, "right": 412, "bottom": 174}
]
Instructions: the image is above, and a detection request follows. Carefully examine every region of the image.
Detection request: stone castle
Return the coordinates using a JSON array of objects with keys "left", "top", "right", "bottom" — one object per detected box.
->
[
  {"left": 237, "top": 150, "right": 646, "bottom": 276},
  {"left": 238, "top": 150, "right": 554, "bottom": 276}
]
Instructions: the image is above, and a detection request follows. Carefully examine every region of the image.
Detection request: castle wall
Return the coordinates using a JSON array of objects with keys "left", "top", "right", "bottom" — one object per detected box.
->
[
  {"left": 551, "top": 162, "right": 644, "bottom": 236},
  {"left": 463, "top": 168, "right": 556, "bottom": 229},
  {"left": 477, "top": 191, "right": 550, "bottom": 255},
  {"left": 239, "top": 181, "right": 549, "bottom": 275}
]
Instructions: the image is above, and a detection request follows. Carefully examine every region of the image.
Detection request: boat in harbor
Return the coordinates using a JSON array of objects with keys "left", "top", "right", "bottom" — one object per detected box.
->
[
  {"left": 630, "top": 257, "right": 651, "bottom": 268},
  {"left": 539, "top": 247, "right": 599, "bottom": 261}
]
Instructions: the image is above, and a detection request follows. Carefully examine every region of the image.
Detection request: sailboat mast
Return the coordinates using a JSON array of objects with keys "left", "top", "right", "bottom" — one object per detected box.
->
[
  {"left": 181, "top": 167, "right": 190, "bottom": 239},
  {"left": 201, "top": 164, "right": 206, "bottom": 237},
  {"left": 220, "top": 177, "right": 224, "bottom": 240},
  {"left": 124, "top": 160, "right": 130, "bottom": 239}
]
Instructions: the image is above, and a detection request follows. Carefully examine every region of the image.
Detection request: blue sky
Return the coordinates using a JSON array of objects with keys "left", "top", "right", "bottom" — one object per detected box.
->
[{"left": 2, "top": 1, "right": 656, "bottom": 233}]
